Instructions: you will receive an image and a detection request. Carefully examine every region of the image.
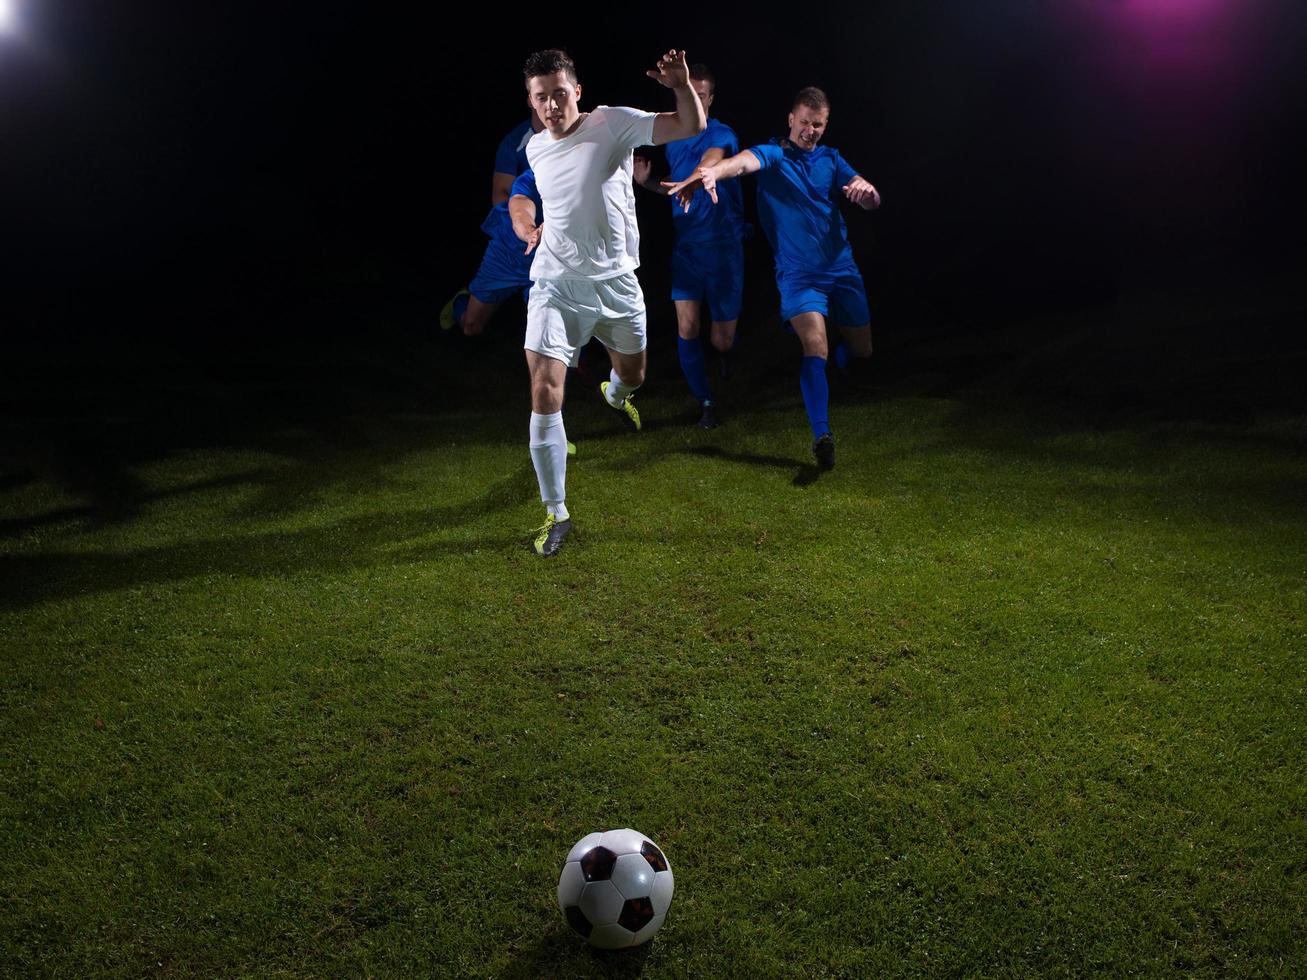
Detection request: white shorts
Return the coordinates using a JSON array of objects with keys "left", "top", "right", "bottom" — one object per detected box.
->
[{"left": 524, "top": 273, "right": 647, "bottom": 367}]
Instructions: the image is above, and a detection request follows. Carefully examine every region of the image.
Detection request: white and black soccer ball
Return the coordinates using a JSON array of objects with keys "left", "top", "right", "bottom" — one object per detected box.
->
[{"left": 556, "top": 828, "right": 674, "bottom": 949}]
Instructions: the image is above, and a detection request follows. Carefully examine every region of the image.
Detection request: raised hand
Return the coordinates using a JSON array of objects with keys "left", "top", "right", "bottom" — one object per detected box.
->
[
  {"left": 646, "top": 49, "right": 690, "bottom": 89},
  {"left": 842, "top": 176, "right": 881, "bottom": 210}
]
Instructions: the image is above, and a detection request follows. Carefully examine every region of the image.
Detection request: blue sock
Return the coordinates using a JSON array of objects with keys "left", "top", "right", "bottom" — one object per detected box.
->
[
  {"left": 453, "top": 293, "right": 470, "bottom": 327},
  {"left": 833, "top": 342, "right": 850, "bottom": 371},
  {"left": 799, "top": 356, "right": 830, "bottom": 438},
  {"left": 677, "top": 336, "right": 713, "bottom": 403}
]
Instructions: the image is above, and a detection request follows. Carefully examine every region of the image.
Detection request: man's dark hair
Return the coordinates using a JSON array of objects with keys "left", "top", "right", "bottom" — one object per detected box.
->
[
  {"left": 689, "top": 63, "right": 715, "bottom": 96},
  {"left": 792, "top": 86, "right": 830, "bottom": 112},
  {"left": 524, "top": 49, "right": 578, "bottom": 85}
]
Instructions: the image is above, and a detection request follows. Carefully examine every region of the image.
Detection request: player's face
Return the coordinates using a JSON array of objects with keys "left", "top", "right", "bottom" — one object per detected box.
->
[
  {"left": 691, "top": 78, "right": 714, "bottom": 113},
  {"left": 787, "top": 105, "right": 829, "bottom": 151},
  {"left": 527, "top": 71, "right": 582, "bottom": 137}
]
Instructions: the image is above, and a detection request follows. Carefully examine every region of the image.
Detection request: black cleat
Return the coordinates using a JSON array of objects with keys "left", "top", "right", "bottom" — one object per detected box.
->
[
  {"left": 813, "top": 433, "right": 836, "bottom": 470},
  {"left": 698, "top": 400, "right": 719, "bottom": 429},
  {"left": 532, "top": 515, "right": 572, "bottom": 557}
]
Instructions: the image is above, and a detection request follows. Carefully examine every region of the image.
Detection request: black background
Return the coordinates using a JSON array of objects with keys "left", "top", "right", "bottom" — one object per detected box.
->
[{"left": 4, "top": 1, "right": 1304, "bottom": 348}]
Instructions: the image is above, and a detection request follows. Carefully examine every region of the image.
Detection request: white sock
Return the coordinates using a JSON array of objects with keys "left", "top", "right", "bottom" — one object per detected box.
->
[
  {"left": 605, "top": 368, "right": 638, "bottom": 407},
  {"left": 529, "top": 411, "right": 568, "bottom": 520}
]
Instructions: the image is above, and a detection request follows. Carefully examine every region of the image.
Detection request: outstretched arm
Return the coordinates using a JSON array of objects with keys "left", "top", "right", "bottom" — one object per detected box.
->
[
  {"left": 509, "top": 195, "right": 542, "bottom": 254},
  {"left": 661, "top": 148, "right": 762, "bottom": 212},
  {"left": 647, "top": 50, "right": 707, "bottom": 145},
  {"left": 635, "top": 146, "right": 726, "bottom": 198}
]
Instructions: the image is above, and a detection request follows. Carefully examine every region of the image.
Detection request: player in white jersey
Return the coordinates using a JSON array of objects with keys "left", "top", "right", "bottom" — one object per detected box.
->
[{"left": 517, "top": 48, "right": 706, "bottom": 557}]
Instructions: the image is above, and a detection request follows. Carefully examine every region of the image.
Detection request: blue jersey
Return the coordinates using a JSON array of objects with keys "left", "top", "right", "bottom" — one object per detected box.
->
[
  {"left": 479, "top": 121, "right": 536, "bottom": 238},
  {"left": 747, "top": 139, "right": 860, "bottom": 274},
  {"left": 481, "top": 168, "right": 543, "bottom": 250},
  {"left": 665, "top": 118, "right": 746, "bottom": 247},
  {"left": 495, "top": 119, "right": 535, "bottom": 177}
]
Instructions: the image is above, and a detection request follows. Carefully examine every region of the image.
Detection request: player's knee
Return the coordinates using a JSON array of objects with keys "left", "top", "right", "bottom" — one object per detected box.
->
[
  {"left": 531, "top": 379, "right": 564, "bottom": 413},
  {"left": 677, "top": 322, "right": 700, "bottom": 340}
]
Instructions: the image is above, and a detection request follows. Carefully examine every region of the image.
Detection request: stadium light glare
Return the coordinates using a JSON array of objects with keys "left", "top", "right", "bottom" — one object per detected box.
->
[{"left": 0, "top": 0, "right": 16, "bottom": 35}]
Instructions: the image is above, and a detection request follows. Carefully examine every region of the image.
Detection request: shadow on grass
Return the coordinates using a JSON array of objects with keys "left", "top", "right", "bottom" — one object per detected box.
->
[
  {"left": 792, "top": 465, "right": 823, "bottom": 487},
  {"left": 497, "top": 929, "right": 653, "bottom": 979},
  {"left": 0, "top": 470, "right": 274, "bottom": 540},
  {"left": 0, "top": 465, "right": 540, "bottom": 612},
  {"left": 679, "top": 445, "right": 804, "bottom": 472}
]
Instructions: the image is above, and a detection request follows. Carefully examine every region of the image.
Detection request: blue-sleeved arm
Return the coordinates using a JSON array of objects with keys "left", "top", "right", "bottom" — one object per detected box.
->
[
  {"left": 510, "top": 169, "right": 537, "bottom": 201},
  {"left": 747, "top": 143, "right": 782, "bottom": 169},
  {"left": 833, "top": 149, "right": 858, "bottom": 188}
]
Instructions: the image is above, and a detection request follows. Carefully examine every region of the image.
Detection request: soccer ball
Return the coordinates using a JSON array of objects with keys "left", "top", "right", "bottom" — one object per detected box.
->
[{"left": 557, "top": 828, "right": 674, "bottom": 949}]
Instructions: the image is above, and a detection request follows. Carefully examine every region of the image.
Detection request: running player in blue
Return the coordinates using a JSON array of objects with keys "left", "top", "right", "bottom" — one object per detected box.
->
[
  {"left": 632, "top": 64, "right": 746, "bottom": 429},
  {"left": 664, "top": 86, "right": 880, "bottom": 469},
  {"left": 440, "top": 116, "right": 544, "bottom": 336}
]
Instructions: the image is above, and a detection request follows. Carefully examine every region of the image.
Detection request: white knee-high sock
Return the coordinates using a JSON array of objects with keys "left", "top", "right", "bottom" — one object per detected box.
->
[
  {"left": 529, "top": 411, "right": 569, "bottom": 520},
  {"left": 604, "top": 368, "right": 638, "bottom": 406}
]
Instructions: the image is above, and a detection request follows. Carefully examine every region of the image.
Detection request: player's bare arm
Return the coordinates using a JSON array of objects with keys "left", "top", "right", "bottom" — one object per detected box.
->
[
  {"left": 662, "top": 148, "right": 762, "bottom": 212},
  {"left": 842, "top": 175, "right": 881, "bottom": 210},
  {"left": 648, "top": 50, "right": 706, "bottom": 146},
  {"left": 491, "top": 171, "right": 516, "bottom": 206},
  {"left": 508, "top": 194, "right": 542, "bottom": 253}
]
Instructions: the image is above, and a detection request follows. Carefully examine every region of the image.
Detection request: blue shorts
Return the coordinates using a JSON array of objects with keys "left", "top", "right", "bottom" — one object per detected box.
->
[
  {"left": 776, "top": 262, "right": 870, "bottom": 328},
  {"left": 670, "top": 239, "right": 744, "bottom": 323},
  {"left": 469, "top": 235, "right": 534, "bottom": 305}
]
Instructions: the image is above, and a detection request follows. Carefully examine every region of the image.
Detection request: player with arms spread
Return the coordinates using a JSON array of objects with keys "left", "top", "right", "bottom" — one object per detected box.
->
[
  {"left": 665, "top": 86, "right": 880, "bottom": 470},
  {"left": 519, "top": 48, "right": 706, "bottom": 557},
  {"left": 632, "top": 64, "right": 746, "bottom": 429}
]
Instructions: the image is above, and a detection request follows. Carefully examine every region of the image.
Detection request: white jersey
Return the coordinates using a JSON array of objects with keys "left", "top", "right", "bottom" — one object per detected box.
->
[{"left": 526, "top": 106, "right": 657, "bottom": 282}]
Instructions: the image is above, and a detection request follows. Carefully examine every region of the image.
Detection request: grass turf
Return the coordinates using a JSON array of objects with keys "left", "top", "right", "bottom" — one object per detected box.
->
[{"left": 2, "top": 313, "right": 1305, "bottom": 976}]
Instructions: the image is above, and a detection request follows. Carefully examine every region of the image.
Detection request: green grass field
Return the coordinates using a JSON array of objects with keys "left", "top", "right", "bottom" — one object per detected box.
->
[{"left": 2, "top": 305, "right": 1305, "bottom": 976}]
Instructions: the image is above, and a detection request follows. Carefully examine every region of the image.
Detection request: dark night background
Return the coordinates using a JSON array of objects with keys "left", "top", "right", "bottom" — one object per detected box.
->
[{"left": 3, "top": 1, "right": 1305, "bottom": 373}]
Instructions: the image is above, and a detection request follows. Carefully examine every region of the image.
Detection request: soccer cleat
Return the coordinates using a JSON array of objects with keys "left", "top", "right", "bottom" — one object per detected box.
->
[
  {"left": 697, "top": 400, "right": 719, "bottom": 429},
  {"left": 533, "top": 514, "right": 572, "bottom": 557},
  {"left": 600, "top": 381, "right": 641, "bottom": 432},
  {"left": 813, "top": 432, "right": 836, "bottom": 470},
  {"left": 567, "top": 441, "right": 577, "bottom": 456},
  {"left": 439, "top": 288, "right": 470, "bottom": 331}
]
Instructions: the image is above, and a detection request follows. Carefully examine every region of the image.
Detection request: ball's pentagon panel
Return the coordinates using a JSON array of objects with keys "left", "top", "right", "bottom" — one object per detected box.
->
[
  {"left": 579, "top": 845, "right": 618, "bottom": 882},
  {"left": 618, "top": 895, "right": 655, "bottom": 932},
  {"left": 640, "top": 840, "right": 669, "bottom": 872}
]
